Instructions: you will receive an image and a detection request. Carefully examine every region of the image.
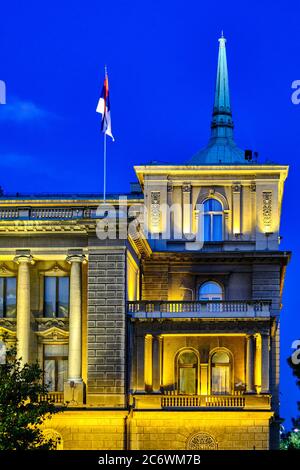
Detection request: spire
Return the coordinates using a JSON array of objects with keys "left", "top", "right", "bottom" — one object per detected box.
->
[
  {"left": 211, "top": 31, "right": 234, "bottom": 138},
  {"left": 188, "top": 33, "right": 245, "bottom": 165}
]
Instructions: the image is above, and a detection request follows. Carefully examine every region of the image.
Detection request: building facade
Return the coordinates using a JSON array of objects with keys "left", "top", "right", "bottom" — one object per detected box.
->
[{"left": 0, "top": 35, "right": 290, "bottom": 450}]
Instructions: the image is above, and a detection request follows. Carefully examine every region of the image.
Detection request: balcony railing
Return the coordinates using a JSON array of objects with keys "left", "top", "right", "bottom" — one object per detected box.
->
[
  {"left": 162, "top": 395, "right": 245, "bottom": 408},
  {"left": 38, "top": 392, "right": 64, "bottom": 404},
  {"left": 128, "top": 300, "right": 271, "bottom": 318},
  {"left": 132, "top": 393, "right": 271, "bottom": 410}
]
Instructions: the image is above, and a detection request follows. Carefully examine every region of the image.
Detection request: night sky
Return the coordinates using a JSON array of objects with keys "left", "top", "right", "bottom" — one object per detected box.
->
[{"left": 0, "top": 1, "right": 299, "bottom": 429}]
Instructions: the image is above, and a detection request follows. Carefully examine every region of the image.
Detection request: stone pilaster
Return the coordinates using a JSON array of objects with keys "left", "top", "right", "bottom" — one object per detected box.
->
[
  {"left": 152, "top": 335, "right": 161, "bottom": 392},
  {"left": 261, "top": 333, "right": 270, "bottom": 393},
  {"left": 14, "top": 251, "right": 34, "bottom": 365}
]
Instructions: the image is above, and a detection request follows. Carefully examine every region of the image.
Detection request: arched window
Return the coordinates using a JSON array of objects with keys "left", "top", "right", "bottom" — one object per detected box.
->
[
  {"left": 199, "top": 281, "right": 223, "bottom": 301},
  {"left": 211, "top": 350, "right": 231, "bottom": 395},
  {"left": 203, "top": 199, "right": 223, "bottom": 241},
  {"left": 177, "top": 350, "right": 198, "bottom": 395}
]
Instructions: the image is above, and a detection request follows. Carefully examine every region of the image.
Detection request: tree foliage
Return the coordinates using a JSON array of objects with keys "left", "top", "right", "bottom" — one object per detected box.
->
[
  {"left": 281, "top": 348, "right": 300, "bottom": 450},
  {"left": 0, "top": 347, "right": 63, "bottom": 450}
]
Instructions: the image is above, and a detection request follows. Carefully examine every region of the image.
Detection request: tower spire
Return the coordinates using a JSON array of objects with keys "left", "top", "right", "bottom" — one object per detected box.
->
[
  {"left": 211, "top": 31, "right": 234, "bottom": 139},
  {"left": 188, "top": 33, "right": 245, "bottom": 165}
]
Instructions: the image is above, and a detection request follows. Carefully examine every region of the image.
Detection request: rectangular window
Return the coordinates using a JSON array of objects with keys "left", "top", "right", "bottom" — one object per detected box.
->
[
  {"left": 0, "top": 277, "right": 16, "bottom": 318},
  {"left": 44, "top": 276, "right": 69, "bottom": 318},
  {"left": 44, "top": 344, "right": 68, "bottom": 392}
]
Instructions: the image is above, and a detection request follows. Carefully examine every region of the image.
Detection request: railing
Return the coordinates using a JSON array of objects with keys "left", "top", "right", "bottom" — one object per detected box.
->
[
  {"left": 128, "top": 300, "right": 271, "bottom": 318},
  {"left": 205, "top": 395, "right": 245, "bottom": 408},
  {"left": 38, "top": 392, "right": 64, "bottom": 404},
  {"left": 160, "top": 394, "right": 269, "bottom": 409}
]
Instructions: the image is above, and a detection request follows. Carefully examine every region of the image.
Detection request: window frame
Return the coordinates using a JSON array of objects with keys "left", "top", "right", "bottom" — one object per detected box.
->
[
  {"left": 43, "top": 344, "right": 68, "bottom": 392},
  {"left": 203, "top": 198, "right": 224, "bottom": 242},
  {"left": 209, "top": 348, "right": 233, "bottom": 396},
  {"left": 176, "top": 349, "right": 199, "bottom": 396}
]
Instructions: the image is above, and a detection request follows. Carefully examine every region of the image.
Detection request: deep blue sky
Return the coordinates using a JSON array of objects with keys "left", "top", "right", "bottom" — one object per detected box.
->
[{"left": 0, "top": 1, "right": 299, "bottom": 428}]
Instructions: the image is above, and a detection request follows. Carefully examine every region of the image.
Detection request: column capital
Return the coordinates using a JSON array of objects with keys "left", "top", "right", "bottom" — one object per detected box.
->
[
  {"left": 66, "top": 252, "right": 87, "bottom": 264},
  {"left": 14, "top": 251, "right": 34, "bottom": 265}
]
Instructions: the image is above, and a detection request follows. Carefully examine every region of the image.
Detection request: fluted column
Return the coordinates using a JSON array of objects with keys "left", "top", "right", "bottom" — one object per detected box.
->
[
  {"left": 261, "top": 333, "right": 270, "bottom": 393},
  {"left": 14, "top": 252, "right": 34, "bottom": 365},
  {"left": 246, "top": 335, "right": 255, "bottom": 393}
]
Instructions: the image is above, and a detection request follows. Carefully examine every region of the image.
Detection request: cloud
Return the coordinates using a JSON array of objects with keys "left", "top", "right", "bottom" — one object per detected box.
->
[{"left": 0, "top": 98, "right": 56, "bottom": 123}]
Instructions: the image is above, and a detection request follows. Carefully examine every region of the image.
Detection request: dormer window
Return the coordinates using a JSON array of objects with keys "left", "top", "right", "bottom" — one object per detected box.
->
[{"left": 203, "top": 199, "right": 223, "bottom": 241}]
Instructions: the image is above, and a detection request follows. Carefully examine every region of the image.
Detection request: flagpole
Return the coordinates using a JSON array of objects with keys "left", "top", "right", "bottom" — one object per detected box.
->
[
  {"left": 103, "top": 131, "right": 107, "bottom": 202},
  {"left": 103, "top": 64, "right": 108, "bottom": 203}
]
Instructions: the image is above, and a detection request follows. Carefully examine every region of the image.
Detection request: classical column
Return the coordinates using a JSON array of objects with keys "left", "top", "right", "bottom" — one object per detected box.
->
[
  {"left": 64, "top": 252, "right": 86, "bottom": 404},
  {"left": 14, "top": 252, "right": 34, "bottom": 365},
  {"left": 261, "top": 333, "right": 270, "bottom": 393},
  {"left": 254, "top": 333, "right": 262, "bottom": 394},
  {"left": 152, "top": 335, "right": 161, "bottom": 392},
  {"left": 246, "top": 335, "right": 255, "bottom": 393}
]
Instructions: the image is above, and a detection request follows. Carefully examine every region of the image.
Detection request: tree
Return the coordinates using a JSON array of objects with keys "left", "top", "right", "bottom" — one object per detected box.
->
[
  {"left": 0, "top": 346, "right": 63, "bottom": 450},
  {"left": 281, "top": 346, "right": 300, "bottom": 450}
]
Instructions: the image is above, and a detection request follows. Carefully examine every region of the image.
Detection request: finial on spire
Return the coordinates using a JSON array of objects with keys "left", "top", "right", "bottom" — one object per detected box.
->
[
  {"left": 104, "top": 64, "right": 108, "bottom": 77},
  {"left": 219, "top": 30, "right": 226, "bottom": 45}
]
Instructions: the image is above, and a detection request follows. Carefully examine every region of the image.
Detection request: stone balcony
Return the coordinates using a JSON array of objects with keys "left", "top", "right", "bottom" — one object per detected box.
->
[
  {"left": 132, "top": 393, "right": 271, "bottom": 410},
  {"left": 127, "top": 300, "right": 271, "bottom": 319}
]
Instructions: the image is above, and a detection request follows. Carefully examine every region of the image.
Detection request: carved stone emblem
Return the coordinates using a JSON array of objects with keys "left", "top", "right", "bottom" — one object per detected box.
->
[{"left": 187, "top": 432, "right": 218, "bottom": 450}]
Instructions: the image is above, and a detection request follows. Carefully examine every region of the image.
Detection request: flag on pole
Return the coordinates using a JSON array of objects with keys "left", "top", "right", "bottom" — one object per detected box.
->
[{"left": 96, "top": 68, "right": 114, "bottom": 141}]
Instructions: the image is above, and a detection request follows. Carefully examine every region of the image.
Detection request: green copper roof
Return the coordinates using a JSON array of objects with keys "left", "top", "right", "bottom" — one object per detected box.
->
[{"left": 189, "top": 33, "right": 245, "bottom": 165}]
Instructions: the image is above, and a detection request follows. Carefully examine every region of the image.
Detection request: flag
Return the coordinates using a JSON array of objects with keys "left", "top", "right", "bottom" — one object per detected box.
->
[{"left": 96, "top": 69, "right": 114, "bottom": 141}]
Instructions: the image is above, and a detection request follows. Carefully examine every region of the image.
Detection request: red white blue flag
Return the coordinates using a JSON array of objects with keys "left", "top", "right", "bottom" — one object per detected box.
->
[{"left": 96, "top": 69, "right": 114, "bottom": 141}]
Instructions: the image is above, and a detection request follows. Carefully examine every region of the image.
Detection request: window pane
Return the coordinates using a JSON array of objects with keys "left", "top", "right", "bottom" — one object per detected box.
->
[
  {"left": 179, "top": 368, "right": 196, "bottom": 395},
  {"left": 0, "top": 278, "right": 3, "bottom": 318},
  {"left": 204, "top": 199, "right": 222, "bottom": 212},
  {"left": 212, "top": 215, "right": 223, "bottom": 241},
  {"left": 200, "top": 281, "right": 222, "bottom": 296},
  {"left": 211, "top": 351, "right": 230, "bottom": 364},
  {"left": 5, "top": 278, "right": 16, "bottom": 318},
  {"left": 178, "top": 351, "right": 198, "bottom": 365},
  {"left": 57, "top": 359, "right": 68, "bottom": 391},
  {"left": 44, "top": 344, "right": 68, "bottom": 357},
  {"left": 212, "top": 365, "right": 230, "bottom": 394},
  {"left": 204, "top": 214, "right": 211, "bottom": 241},
  {"left": 58, "top": 277, "right": 69, "bottom": 318},
  {"left": 44, "top": 277, "right": 56, "bottom": 317},
  {"left": 44, "top": 359, "right": 56, "bottom": 392}
]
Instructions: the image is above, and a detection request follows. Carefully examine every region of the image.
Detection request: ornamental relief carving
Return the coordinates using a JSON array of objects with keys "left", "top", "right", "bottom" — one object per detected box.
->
[
  {"left": 187, "top": 432, "right": 218, "bottom": 450},
  {"left": 150, "top": 191, "right": 161, "bottom": 229},
  {"left": 262, "top": 191, "right": 272, "bottom": 228}
]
